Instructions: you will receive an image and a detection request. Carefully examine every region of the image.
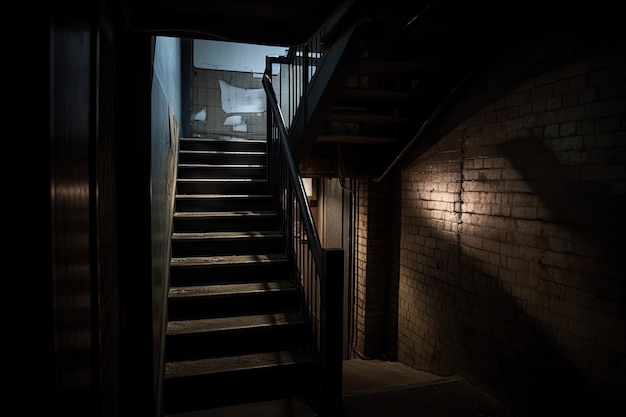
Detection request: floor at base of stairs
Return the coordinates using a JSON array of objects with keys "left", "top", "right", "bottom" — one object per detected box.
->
[{"left": 166, "top": 359, "right": 522, "bottom": 417}]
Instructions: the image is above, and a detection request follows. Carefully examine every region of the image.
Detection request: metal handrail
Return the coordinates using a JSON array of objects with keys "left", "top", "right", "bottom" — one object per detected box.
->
[
  {"left": 263, "top": 71, "right": 344, "bottom": 415},
  {"left": 262, "top": 73, "right": 323, "bottom": 266}
]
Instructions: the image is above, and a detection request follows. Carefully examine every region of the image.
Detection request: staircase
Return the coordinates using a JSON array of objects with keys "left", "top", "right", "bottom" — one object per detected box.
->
[
  {"left": 164, "top": 136, "right": 316, "bottom": 416},
  {"left": 289, "top": 0, "right": 499, "bottom": 180}
]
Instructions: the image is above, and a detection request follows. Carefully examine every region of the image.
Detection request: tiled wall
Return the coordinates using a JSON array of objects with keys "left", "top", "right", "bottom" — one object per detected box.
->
[{"left": 190, "top": 68, "right": 267, "bottom": 139}]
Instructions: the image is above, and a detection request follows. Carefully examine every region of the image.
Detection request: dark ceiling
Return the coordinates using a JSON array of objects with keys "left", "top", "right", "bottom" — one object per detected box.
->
[{"left": 118, "top": 0, "right": 348, "bottom": 45}]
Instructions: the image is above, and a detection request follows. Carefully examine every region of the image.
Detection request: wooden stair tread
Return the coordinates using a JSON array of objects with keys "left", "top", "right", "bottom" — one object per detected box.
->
[
  {"left": 172, "top": 231, "right": 282, "bottom": 240},
  {"left": 174, "top": 194, "right": 272, "bottom": 199},
  {"left": 178, "top": 150, "right": 265, "bottom": 155},
  {"left": 168, "top": 281, "right": 296, "bottom": 299},
  {"left": 170, "top": 254, "right": 288, "bottom": 267},
  {"left": 165, "top": 350, "right": 314, "bottom": 379},
  {"left": 176, "top": 178, "right": 267, "bottom": 182},
  {"left": 178, "top": 163, "right": 265, "bottom": 168},
  {"left": 167, "top": 312, "right": 305, "bottom": 335},
  {"left": 173, "top": 211, "right": 276, "bottom": 218},
  {"left": 179, "top": 137, "right": 266, "bottom": 144}
]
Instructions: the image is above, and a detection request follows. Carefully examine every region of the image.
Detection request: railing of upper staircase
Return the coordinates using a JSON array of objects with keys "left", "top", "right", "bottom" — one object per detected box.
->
[
  {"left": 261, "top": 7, "right": 352, "bottom": 412},
  {"left": 264, "top": 33, "right": 320, "bottom": 131}
]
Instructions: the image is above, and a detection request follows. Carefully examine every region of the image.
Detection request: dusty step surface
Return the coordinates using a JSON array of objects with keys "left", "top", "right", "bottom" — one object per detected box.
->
[
  {"left": 172, "top": 230, "right": 283, "bottom": 240},
  {"left": 165, "top": 311, "right": 308, "bottom": 361},
  {"left": 170, "top": 253, "right": 288, "bottom": 266},
  {"left": 169, "top": 254, "right": 290, "bottom": 285},
  {"left": 175, "top": 179, "right": 269, "bottom": 194},
  {"left": 172, "top": 211, "right": 278, "bottom": 232},
  {"left": 170, "top": 231, "right": 284, "bottom": 257},
  {"left": 165, "top": 350, "right": 314, "bottom": 378},
  {"left": 168, "top": 281, "right": 296, "bottom": 299},
  {"left": 173, "top": 196, "right": 274, "bottom": 212},
  {"left": 167, "top": 311, "right": 306, "bottom": 336},
  {"left": 173, "top": 210, "right": 276, "bottom": 220}
]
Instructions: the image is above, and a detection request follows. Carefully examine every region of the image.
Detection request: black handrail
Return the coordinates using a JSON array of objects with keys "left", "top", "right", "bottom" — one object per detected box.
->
[
  {"left": 262, "top": 73, "right": 323, "bottom": 267},
  {"left": 263, "top": 72, "right": 344, "bottom": 416}
]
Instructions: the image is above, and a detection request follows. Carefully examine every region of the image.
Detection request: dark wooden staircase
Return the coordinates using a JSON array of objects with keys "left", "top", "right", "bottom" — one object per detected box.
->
[
  {"left": 164, "top": 137, "right": 316, "bottom": 416},
  {"left": 290, "top": 0, "right": 500, "bottom": 179}
]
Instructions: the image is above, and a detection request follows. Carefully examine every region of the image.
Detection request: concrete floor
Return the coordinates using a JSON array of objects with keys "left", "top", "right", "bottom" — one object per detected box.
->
[
  {"left": 341, "top": 360, "right": 521, "bottom": 417},
  {"left": 169, "top": 359, "right": 522, "bottom": 417}
]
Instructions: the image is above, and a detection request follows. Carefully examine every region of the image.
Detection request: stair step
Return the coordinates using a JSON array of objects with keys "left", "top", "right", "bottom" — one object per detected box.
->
[
  {"left": 178, "top": 150, "right": 266, "bottom": 165},
  {"left": 167, "top": 281, "right": 300, "bottom": 320},
  {"left": 164, "top": 351, "right": 316, "bottom": 413},
  {"left": 165, "top": 350, "right": 314, "bottom": 379},
  {"left": 173, "top": 210, "right": 278, "bottom": 232},
  {"left": 166, "top": 312, "right": 308, "bottom": 361},
  {"left": 173, "top": 210, "right": 276, "bottom": 219},
  {"left": 170, "top": 254, "right": 290, "bottom": 285},
  {"left": 171, "top": 253, "right": 288, "bottom": 267},
  {"left": 177, "top": 163, "right": 267, "bottom": 179},
  {"left": 179, "top": 137, "right": 267, "bottom": 152},
  {"left": 174, "top": 194, "right": 274, "bottom": 211},
  {"left": 172, "top": 231, "right": 283, "bottom": 239},
  {"left": 176, "top": 178, "right": 268, "bottom": 194},
  {"left": 167, "top": 311, "right": 305, "bottom": 336},
  {"left": 171, "top": 231, "right": 284, "bottom": 257},
  {"left": 169, "top": 280, "right": 297, "bottom": 300}
]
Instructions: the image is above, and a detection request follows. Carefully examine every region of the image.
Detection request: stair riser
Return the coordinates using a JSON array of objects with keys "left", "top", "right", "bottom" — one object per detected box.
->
[
  {"left": 164, "top": 362, "right": 315, "bottom": 414},
  {"left": 168, "top": 290, "right": 300, "bottom": 321},
  {"left": 178, "top": 166, "right": 267, "bottom": 179},
  {"left": 170, "top": 261, "right": 291, "bottom": 286},
  {"left": 174, "top": 197, "right": 274, "bottom": 212},
  {"left": 173, "top": 216, "right": 279, "bottom": 233},
  {"left": 176, "top": 180, "right": 268, "bottom": 195},
  {"left": 178, "top": 152, "right": 266, "bottom": 165},
  {"left": 171, "top": 237, "right": 284, "bottom": 257},
  {"left": 166, "top": 324, "right": 308, "bottom": 362},
  {"left": 180, "top": 139, "right": 266, "bottom": 152}
]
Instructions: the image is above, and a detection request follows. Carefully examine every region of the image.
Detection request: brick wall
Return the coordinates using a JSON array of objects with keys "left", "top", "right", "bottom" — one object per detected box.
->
[
  {"left": 394, "top": 20, "right": 625, "bottom": 415},
  {"left": 353, "top": 178, "right": 394, "bottom": 359},
  {"left": 353, "top": 179, "right": 369, "bottom": 358}
]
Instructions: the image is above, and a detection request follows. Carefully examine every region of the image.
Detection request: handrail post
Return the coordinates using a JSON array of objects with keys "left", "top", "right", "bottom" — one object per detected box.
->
[{"left": 320, "top": 248, "right": 344, "bottom": 416}]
